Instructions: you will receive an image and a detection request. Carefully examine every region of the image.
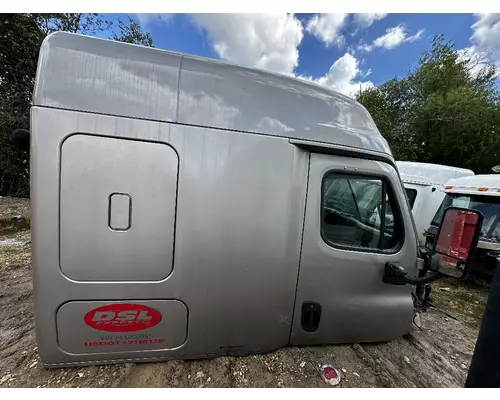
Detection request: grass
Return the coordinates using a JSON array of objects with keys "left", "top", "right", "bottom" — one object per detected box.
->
[
  {"left": 0, "top": 242, "right": 31, "bottom": 272},
  {"left": 0, "top": 196, "right": 31, "bottom": 236},
  {"left": 0, "top": 217, "right": 31, "bottom": 235},
  {"left": 431, "top": 276, "right": 490, "bottom": 329}
]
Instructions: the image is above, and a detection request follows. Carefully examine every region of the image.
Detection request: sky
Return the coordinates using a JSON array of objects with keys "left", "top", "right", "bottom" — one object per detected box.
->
[{"left": 108, "top": 13, "right": 500, "bottom": 97}]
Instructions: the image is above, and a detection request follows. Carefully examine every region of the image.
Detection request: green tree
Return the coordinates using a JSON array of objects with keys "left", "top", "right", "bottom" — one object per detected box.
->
[
  {"left": 357, "top": 35, "right": 500, "bottom": 173},
  {"left": 0, "top": 14, "right": 154, "bottom": 197},
  {"left": 0, "top": 14, "right": 45, "bottom": 197},
  {"left": 34, "top": 13, "right": 113, "bottom": 35},
  {"left": 111, "top": 16, "right": 154, "bottom": 47}
]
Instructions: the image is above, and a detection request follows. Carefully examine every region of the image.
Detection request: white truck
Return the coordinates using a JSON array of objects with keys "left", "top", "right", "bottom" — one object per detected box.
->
[
  {"left": 425, "top": 174, "right": 500, "bottom": 279},
  {"left": 396, "top": 161, "right": 474, "bottom": 246}
]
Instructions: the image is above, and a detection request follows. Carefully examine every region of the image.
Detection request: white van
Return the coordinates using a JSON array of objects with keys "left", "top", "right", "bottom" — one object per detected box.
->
[
  {"left": 25, "top": 32, "right": 482, "bottom": 368},
  {"left": 396, "top": 162, "right": 474, "bottom": 246}
]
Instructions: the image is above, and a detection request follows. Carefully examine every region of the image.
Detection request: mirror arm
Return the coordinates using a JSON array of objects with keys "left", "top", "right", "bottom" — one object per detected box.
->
[
  {"left": 404, "top": 271, "right": 441, "bottom": 285},
  {"left": 383, "top": 262, "right": 441, "bottom": 286}
]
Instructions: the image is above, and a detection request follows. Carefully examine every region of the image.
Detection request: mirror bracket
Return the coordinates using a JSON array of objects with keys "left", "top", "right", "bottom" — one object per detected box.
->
[
  {"left": 383, "top": 262, "right": 408, "bottom": 285},
  {"left": 383, "top": 262, "right": 441, "bottom": 286},
  {"left": 383, "top": 262, "right": 441, "bottom": 313},
  {"left": 413, "top": 284, "right": 433, "bottom": 313}
]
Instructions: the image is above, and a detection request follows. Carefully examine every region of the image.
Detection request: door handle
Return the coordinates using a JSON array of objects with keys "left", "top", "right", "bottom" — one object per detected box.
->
[{"left": 301, "top": 302, "right": 321, "bottom": 333}]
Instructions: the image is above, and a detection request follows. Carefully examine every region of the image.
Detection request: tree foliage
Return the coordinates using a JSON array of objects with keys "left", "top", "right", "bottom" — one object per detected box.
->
[
  {"left": 111, "top": 16, "right": 154, "bottom": 47},
  {"left": 0, "top": 14, "right": 154, "bottom": 197},
  {"left": 357, "top": 35, "right": 500, "bottom": 173}
]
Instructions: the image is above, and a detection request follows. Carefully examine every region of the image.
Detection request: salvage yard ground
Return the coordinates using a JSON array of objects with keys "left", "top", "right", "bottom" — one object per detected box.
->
[{"left": 0, "top": 197, "right": 491, "bottom": 388}]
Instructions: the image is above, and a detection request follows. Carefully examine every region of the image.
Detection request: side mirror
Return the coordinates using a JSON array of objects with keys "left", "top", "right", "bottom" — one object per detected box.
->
[{"left": 432, "top": 207, "right": 483, "bottom": 279}]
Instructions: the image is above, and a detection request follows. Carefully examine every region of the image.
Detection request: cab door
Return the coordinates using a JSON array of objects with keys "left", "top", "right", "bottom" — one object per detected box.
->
[{"left": 290, "top": 152, "right": 418, "bottom": 345}]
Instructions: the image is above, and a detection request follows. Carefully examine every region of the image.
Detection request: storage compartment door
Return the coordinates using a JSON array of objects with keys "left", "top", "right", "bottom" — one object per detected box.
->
[{"left": 60, "top": 134, "right": 178, "bottom": 281}]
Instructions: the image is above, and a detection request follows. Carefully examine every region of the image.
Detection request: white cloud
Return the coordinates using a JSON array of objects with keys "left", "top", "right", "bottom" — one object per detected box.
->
[
  {"left": 470, "top": 13, "right": 500, "bottom": 55},
  {"left": 407, "top": 29, "right": 425, "bottom": 42},
  {"left": 297, "top": 53, "right": 374, "bottom": 98},
  {"left": 357, "top": 43, "right": 373, "bottom": 53},
  {"left": 353, "top": 13, "right": 388, "bottom": 28},
  {"left": 373, "top": 26, "right": 406, "bottom": 49},
  {"left": 139, "top": 13, "right": 374, "bottom": 99},
  {"left": 305, "top": 13, "right": 348, "bottom": 47},
  {"left": 361, "top": 68, "right": 372, "bottom": 78},
  {"left": 468, "top": 14, "right": 500, "bottom": 71},
  {"left": 457, "top": 46, "right": 497, "bottom": 78},
  {"left": 457, "top": 47, "right": 484, "bottom": 77},
  {"left": 358, "top": 25, "right": 425, "bottom": 52},
  {"left": 135, "top": 14, "right": 174, "bottom": 27},
  {"left": 189, "top": 14, "right": 303, "bottom": 75}
]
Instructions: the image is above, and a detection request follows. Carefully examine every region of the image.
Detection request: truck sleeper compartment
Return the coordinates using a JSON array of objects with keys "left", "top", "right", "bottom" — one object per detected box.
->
[{"left": 31, "top": 32, "right": 418, "bottom": 367}]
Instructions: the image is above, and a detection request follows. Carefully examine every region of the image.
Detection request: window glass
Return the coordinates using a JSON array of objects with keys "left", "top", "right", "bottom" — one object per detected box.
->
[
  {"left": 322, "top": 173, "right": 401, "bottom": 251},
  {"left": 405, "top": 188, "right": 418, "bottom": 209},
  {"left": 431, "top": 194, "right": 500, "bottom": 240}
]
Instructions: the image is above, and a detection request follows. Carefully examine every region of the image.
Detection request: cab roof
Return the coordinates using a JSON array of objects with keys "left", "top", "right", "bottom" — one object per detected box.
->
[
  {"left": 33, "top": 32, "right": 392, "bottom": 157},
  {"left": 396, "top": 161, "right": 474, "bottom": 186},
  {"left": 399, "top": 173, "right": 434, "bottom": 187},
  {"left": 444, "top": 174, "right": 500, "bottom": 196}
]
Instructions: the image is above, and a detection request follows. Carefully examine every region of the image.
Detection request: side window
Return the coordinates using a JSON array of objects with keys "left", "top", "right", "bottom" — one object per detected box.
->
[
  {"left": 405, "top": 188, "right": 417, "bottom": 209},
  {"left": 322, "top": 173, "right": 402, "bottom": 251}
]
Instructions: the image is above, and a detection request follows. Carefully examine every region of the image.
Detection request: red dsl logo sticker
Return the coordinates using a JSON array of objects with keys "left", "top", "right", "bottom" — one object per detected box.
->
[{"left": 84, "top": 304, "right": 162, "bottom": 332}]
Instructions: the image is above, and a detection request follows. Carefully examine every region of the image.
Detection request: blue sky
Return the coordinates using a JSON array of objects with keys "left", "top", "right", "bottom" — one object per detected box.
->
[{"left": 105, "top": 13, "right": 499, "bottom": 96}]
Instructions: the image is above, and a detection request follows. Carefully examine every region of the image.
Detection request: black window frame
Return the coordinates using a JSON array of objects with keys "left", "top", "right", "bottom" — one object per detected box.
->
[{"left": 320, "top": 170, "right": 405, "bottom": 254}]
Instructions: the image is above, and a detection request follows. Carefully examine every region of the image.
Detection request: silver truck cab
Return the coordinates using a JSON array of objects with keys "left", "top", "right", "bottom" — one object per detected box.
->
[{"left": 30, "top": 32, "right": 439, "bottom": 367}]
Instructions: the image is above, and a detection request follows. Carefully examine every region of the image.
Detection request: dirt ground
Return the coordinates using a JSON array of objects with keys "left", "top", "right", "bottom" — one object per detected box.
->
[{"left": 0, "top": 196, "right": 491, "bottom": 388}]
